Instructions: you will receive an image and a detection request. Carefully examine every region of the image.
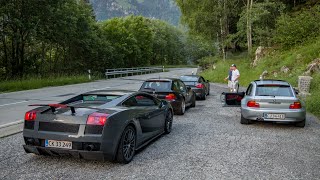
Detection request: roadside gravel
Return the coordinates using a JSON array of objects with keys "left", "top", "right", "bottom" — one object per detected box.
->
[{"left": 0, "top": 83, "right": 319, "bottom": 180}]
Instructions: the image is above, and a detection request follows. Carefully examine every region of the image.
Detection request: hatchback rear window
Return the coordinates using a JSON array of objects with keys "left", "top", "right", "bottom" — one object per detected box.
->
[
  {"left": 141, "top": 81, "right": 171, "bottom": 91},
  {"left": 180, "top": 76, "right": 198, "bottom": 82},
  {"left": 255, "top": 85, "right": 293, "bottom": 97}
]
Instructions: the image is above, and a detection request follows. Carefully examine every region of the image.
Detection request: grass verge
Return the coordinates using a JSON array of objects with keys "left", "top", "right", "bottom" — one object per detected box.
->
[
  {"left": 0, "top": 75, "right": 93, "bottom": 93},
  {"left": 201, "top": 39, "right": 320, "bottom": 118}
]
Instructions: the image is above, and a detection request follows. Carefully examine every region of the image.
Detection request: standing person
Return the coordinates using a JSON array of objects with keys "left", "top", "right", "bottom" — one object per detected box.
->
[
  {"left": 230, "top": 64, "right": 240, "bottom": 92},
  {"left": 224, "top": 66, "right": 233, "bottom": 92}
]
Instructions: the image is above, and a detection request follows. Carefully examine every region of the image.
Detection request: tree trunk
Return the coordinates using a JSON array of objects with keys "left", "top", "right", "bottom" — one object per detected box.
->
[
  {"left": 246, "top": 0, "right": 253, "bottom": 54},
  {"left": 2, "top": 35, "right": 9, "bottom": 78}
]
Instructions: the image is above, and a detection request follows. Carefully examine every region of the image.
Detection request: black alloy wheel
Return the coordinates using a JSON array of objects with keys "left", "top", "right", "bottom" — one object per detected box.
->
[{"left": 117, "top": 126, "right": 136, "bottom": 163}]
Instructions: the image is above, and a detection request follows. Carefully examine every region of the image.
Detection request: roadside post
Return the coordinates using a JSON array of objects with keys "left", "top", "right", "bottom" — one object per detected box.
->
[{"left": 88, "top": 69, "right": 91, "bottom": 80}]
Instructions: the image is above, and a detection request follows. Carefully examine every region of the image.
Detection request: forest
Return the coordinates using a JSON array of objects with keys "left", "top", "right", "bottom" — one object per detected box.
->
[{"left": 0, "top": 0, "right": 212, "bottom": 80}]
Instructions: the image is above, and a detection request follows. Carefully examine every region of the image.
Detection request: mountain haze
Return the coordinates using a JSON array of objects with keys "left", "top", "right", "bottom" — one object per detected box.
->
[{"left": 89, "top": 0, "right": 181, "bottom": 25}]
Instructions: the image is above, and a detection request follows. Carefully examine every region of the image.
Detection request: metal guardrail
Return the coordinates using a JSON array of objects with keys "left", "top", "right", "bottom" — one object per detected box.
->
[{"left": 105, "top": 66, "right": 164, "bottom": 79}]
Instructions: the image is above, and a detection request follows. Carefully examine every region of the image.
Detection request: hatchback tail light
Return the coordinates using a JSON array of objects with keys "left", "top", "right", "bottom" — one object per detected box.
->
[
  {"left": 25, "top": 111, "right": 37, "bottom": 121},
  {"left": 247, "top": 101, "right": 260, "bottom": 108},
  {"left": 196, "top": 83, "right": 204, "bottom": 88},
  {"left": 87, "top": 112, "right": 109, "bottom": 126},
  {"left": 290, "top": 102, "right": 302, "bottom": 109},
  {"left": 165, "top": 93, "right": 176, "bottom": 101}
]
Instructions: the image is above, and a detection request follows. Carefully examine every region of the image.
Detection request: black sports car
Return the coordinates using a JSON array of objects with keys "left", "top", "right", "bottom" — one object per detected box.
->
[
  {"left": 23, "top": 90, "right": 173, "bottom": 163},
  {"left": 139, "top": 78, "right": 196, "bottom": 115},
  {"left": 180, "top": 75, "right": 210, "bottom": 100}
]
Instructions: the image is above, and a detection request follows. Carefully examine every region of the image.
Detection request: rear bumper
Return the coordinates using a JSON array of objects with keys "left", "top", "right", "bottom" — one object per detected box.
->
[
  {"left": 191, "top": 88, "right": 205, "bottom": 97},
  {"left": 241, "top": 107, "right": 306, "bottom": 122},
  {"left": 169, "top": 100, "right": 182, "bottom": 113},
  {"left": 23, "top": 145, "right": 112, "bottom": 161}
]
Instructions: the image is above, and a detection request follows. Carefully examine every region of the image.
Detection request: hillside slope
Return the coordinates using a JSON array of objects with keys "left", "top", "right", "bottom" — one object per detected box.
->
[
  {"left": 201, "top": 38, "right": 320, "bottom": 117},
  {"left": 89, "top": 0, "right": 181, "bottom": 25}
]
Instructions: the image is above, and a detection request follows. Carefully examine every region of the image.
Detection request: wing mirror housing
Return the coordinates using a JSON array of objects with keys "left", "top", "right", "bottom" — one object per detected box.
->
[
  {"left": 187, "top": 86, "right": 191, "bottom": 91},
  {"left": 159, "top": 100, "right": 166, "bottom": 108}
]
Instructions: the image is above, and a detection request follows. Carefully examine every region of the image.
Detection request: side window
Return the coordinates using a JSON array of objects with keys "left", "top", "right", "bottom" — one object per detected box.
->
[
  {"left": 122, "top": 97, "right": 138, "bottom": 107},
  {"left": 178, "top": 81, "right": 187, "bottom": 92},
  {"left": 246, "top": 84, "right": 253, "bottom": 96},
  {"left": 172, "top": 81, "right": 179, "bottom": 92},
  {"left": 135, "top": 94, "right": 157, "bottom": 106}
]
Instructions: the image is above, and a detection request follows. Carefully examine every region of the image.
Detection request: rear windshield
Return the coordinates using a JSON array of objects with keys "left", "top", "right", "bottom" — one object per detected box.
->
[
  {"left": 66, "top": 95, "right": 121, "bottom": 108},
  {"left": 141, "top": 81, "right": 171, "bottom": 91},
  {"left": 255, "top": 85, "right": 293, "bottom": 97},
  {"left": 83, "top": 95, "right": 120, "bottom": 102},
  {"left": 180, "top": 76, "right": 198, "bottom": 82}
]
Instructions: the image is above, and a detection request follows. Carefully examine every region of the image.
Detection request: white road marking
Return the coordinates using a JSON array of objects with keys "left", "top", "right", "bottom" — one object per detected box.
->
[
  {"left": 0, "top": 101, "right": 28, "bottom": 107},
  {"left": 0, "top": 119, "right": 24, "bottom": 129},
  {"left": 92, "top": 87, "right": 111, "bottom": 91}
]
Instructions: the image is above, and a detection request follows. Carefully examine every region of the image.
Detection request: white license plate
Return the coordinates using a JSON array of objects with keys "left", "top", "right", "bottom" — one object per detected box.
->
[
  {"left": 264, "top": 113, "right": 285, "bottom": 119},
  {"left": 45, "top": 140, "right": 72, "bottom": 149}
]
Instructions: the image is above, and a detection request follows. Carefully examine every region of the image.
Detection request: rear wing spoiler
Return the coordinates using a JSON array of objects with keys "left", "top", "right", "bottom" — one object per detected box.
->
[{"left": 29, "top": 104, "right": 101, "bottom": 114}]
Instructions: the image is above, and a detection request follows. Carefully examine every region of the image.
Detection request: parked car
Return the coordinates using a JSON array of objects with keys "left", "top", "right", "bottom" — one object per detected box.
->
[
  {"left": 23, "top": 90, "right": 173, "bottom": 163},
  {"left": 240, "top": 80, "right": 306, "bottom": 127},
  {"left": 179, "top": 75, "right": 210, "bottom": 100},
  {"left": 139, "top": 78, "right": 196, "bottom": 115}
]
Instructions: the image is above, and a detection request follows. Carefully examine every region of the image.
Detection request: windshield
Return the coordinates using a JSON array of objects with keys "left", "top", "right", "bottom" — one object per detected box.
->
[
  {"left": 255, "top": 85, "right": 293, "bottom": 97},
  {"left": 180, "top": 76, "right": 198, "bottom": 82},
  {"left": 141, "top": 81, "right": 172, "bottom": 91}
]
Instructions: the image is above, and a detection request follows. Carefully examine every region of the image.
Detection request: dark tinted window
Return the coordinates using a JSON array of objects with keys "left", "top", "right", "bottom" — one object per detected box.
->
[
  {"left": 178, "top": 81, "right": 187, "bottom": 92},
  {"left": 141, "top": 81, "right": 171, "bottom": 91},
  {"left": 83, "top": 95, "right": 120, "bottom": 102},
  {"left": 180, "top": 76, "right": 198, "bottom": 82},
  {"left": 255, "top": 85, "right": 293, "bottom": 97},
  {"left": 172, "top": 81, "right": 179, "bottom": 92},
  {"left": 246, "top": 84, "right": 253, "bottom": 96},
  {"left": 123, "top": 94, "right": 157, "bottom": 107}
]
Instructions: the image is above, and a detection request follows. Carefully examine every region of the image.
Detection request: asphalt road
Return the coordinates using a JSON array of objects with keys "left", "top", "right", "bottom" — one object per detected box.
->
[
  {"left": 0, "top": 81, "right": 319, "bottom": 179},
  {"left": 0, "top": 68, "right": 197, "bottom": 127}
]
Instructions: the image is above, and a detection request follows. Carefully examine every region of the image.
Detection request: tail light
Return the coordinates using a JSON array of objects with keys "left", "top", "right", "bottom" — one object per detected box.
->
[
  {"left": 87, "top": 112, "right": 109, "bottom": 126},
  {"left": 165, "top": 93, "right": 176, "bottom": 101},
  {"left": 25, "top": 111, "right": 37, "bottom": 121},
  {"left": 290, "top": 102, "right": 302, "bottom": 109},
  {"left": 247, "top": 101, "right": 260, "bottom": 108},
  {"left": 196, "top": 83, "right": 204, "bottom": 88}
]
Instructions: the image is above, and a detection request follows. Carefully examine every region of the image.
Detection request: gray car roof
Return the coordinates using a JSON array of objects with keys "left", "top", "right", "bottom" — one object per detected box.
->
[{"left": 254, "top": 79, "right": 290, "bottom": 86}]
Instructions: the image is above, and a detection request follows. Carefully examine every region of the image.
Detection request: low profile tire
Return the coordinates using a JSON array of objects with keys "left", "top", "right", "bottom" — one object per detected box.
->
[
  {"left": 191, "top": 95, "right": 196, "bottom": 107},
  {"left": 116, "top": 126, "right": 136, "bottom": 164},
  {"left": 164, "top": 110, "right": 173, "bottom": 134},
  {"left": 295, "top": 119, "right": 306, "bottom": 128},
  {"left": 176, "top": 99, "right": 186, "bottom": 115},
  {"left": 240, "top": 114, "right": 251, "bottom": 124}
]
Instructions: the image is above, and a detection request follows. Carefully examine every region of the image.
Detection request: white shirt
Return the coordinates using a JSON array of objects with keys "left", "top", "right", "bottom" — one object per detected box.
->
[{"left": 231, "top": 69, "right": 240, "bottom": 82}]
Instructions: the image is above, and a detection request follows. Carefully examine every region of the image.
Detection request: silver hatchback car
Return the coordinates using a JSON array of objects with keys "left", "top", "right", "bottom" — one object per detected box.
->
[{"left": 241, "top": 80, "right": 306, "bottom": 127}]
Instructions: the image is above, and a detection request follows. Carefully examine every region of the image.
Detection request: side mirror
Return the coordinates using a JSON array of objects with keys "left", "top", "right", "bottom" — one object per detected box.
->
[
  {"left": 293, "top": 88, "right": 299, "bottom": 95},
  {"left": 159, "top": 101, "right": 166, "bottom": 108},
  {"left": 207, "top": 80, "right": 210, "bottom": 83},
  {"left": 187, "top": 86, "right": 191, "bottom": 91}
]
